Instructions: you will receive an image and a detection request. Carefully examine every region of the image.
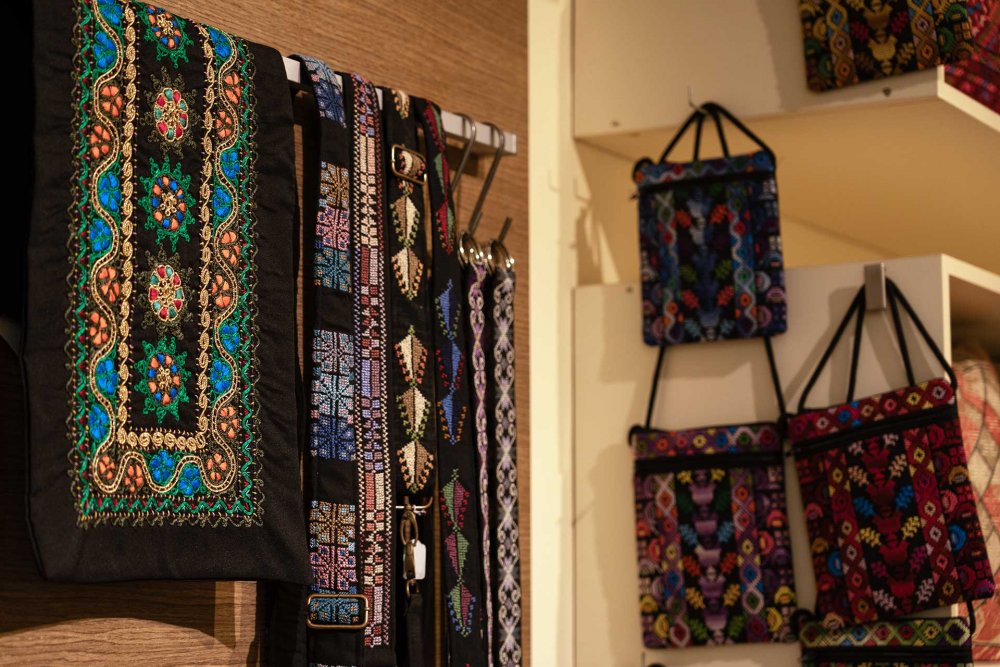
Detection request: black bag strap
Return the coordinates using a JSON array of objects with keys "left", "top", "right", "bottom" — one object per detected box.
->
[
  {"left": 657, "top": 102, "right": 774, "bottom": 164},
  {"left": 639, "top": 336, "right": 787, "bottom": 432},
  {"left": 797, "top": 279, "right": 958, "bottom": 413}
]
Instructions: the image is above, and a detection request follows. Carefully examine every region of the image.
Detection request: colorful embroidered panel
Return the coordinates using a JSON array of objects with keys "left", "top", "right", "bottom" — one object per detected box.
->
[
  {"left": 790, "top": 379, "right": 995, "bottom": 626},
  {"left": 487, "top": 266, "right": 523, "bottom": 666},
  {"left": 954, "top": 358, "right": 1000, "bottom": 660},
  {"left": 635, "top": 152, "right": 786, "bottom": 346},
  {"left": 68, "top": 0, "right": 261, "bottom": 525},
  {"left": 799, "top": 615, "right": 974, "bottom": 667},
  {"left": 631, "top": 423, "right": 795, "bottom": 648},
  {"left": 945, "top": 0, "right": 1000, "bottom": 114},
  {"left": 416, "top": 98, "right": 488, "bottom": 663},
  {"left": 800, "top": 0, "right": 975, "bottom": 92}
]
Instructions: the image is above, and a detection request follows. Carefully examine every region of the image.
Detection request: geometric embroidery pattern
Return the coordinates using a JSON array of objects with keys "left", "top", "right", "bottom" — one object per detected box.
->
[
  {"left": 309, "top": 501, "right": 358, "bottom": 593},
  {"left": 310, "top": 329, "right": 354, "bottom": 461},
  {"left": 315, "top": 161, "right": 350, "bottom": 292},
  {"left": 791, "top": 379, "right": 996, "bottom": 626}
]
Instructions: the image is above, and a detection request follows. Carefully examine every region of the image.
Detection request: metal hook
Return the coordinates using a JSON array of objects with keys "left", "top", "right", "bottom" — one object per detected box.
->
[
  {"left": 467, "top": 122, "right": 505, "bottom": 234},
  {"left": 449, "top": 113, "right": 477, "bottom": 197},
  {"left": 687, "top": 84, "right": 707, "bottom": 114}
]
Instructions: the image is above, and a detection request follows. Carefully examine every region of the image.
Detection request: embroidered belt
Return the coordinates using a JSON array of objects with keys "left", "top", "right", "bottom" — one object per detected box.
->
[
  {"left": 486, "top": 260, "right": 523, "bottom": 666},
  {"left": 415, "top": 98, "right": 489, "bottom": 666},
  {"left": 294, "top": 56, "right": 395, "bottom": 667},
  {"left": 381, "top": 85, "right": 436, "bottom": 667}
]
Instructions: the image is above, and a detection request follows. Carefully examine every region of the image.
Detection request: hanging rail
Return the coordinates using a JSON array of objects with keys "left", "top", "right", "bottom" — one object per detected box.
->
[{"left": 284, "top": 57, "right": 518, "bottom": 157}]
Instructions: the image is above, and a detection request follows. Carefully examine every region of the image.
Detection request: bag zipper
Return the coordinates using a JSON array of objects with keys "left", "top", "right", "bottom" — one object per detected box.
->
[
  {"left": 792, "top": 404, "right": 954, "bottom": 459},
  {"left": 802, "top": 644, "right": 971, "bottom": 664},
  {"left": 637, "top": 168, "right": 773, "bottom": 195},
  {"left": 635, "top": 449, "right": 782, "bottom": 475}
]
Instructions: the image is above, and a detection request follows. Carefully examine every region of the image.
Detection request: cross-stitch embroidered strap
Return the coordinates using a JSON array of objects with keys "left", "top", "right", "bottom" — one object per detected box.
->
[
  {"left": 28, "top": 0, "right": 307, "bottom": 582},
  {"left": 485, "top": 263, "right": 523, "bottom": 666},
  {"left": 415, "top": 96, "right": 489, "bottom": 666},
  {"left": 380, "top": 85, "right": 437, "bottom": 667},
  {"left": 792, "top": 279, "right": 994, "bottom": 626},
  {"left": 798, "top": 608, "right": 975, "bottom": 667},
  {"left": 465, "top": 259, "right": 495, "bottom": 665}
]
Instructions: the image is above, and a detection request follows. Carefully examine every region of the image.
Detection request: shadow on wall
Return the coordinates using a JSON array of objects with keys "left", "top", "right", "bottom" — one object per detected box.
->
[{"left": 0, "top": 339, "right": 254, "bottom": 663}]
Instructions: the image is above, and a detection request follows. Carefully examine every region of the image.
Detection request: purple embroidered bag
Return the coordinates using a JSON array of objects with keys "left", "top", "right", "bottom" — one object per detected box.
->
[
  {"left": 629, "top": 339, "right": 796, "bottom": 648},
  {"left": 791, "top": 280, "right": 994, "bottom": 627},
  {"left": 633, "top": 102, "right": 786, "bottom": 346}
]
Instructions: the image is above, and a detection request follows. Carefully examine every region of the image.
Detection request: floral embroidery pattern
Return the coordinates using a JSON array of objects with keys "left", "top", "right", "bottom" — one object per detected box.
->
[
  {"left": 141, "top": 156, "right": 193, "bottom": 250},
  {"left": 134, "top": 336, "right": 190, "bottom": 422},
  {"left": 142, "top": 5, "right": 192, "bottom": 65},
  {"left": 153, "top": 84, "right": 189, "bottom": 143},
  {"left": 67, "top": 0, "right": 261, "bottom": 525}
]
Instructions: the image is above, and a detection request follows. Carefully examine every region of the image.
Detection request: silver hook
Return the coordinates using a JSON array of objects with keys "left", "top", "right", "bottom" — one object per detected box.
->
[
  {"left": 467, "top": 122, "right": 505, "bottom": 234},
  {"left": 449, "top": 113, "right": 477, "bottom": 197},
  {"left": 687, "top": 84, "right": 707, "bottom": 114}
]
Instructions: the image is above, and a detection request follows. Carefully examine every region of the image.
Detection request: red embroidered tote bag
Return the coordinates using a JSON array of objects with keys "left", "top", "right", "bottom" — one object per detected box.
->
[{"left": 790, "top": 279, "right": 994, "bottom": 626}]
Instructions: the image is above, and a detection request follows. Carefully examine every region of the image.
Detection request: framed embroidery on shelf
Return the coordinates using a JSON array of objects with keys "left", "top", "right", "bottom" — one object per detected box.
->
[{"left": 27, "top": 0, "right": 308, "bottom": 582}]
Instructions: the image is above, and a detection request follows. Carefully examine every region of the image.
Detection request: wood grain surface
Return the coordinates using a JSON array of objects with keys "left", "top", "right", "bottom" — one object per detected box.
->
[{"left": 3, "top": 1, "right": 528, "bottom": 664}]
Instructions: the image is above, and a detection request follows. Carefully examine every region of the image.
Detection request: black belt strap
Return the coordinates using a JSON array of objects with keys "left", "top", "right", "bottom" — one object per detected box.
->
[{"left": 415, "top": 97, "right": 489, "bottom": 666}]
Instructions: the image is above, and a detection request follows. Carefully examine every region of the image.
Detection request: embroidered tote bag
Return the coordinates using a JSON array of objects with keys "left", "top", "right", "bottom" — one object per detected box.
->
[
  {"left": 26, "top": 0, "right": 309, "bottom": 582},
  {"left": 630, "top": 338, "right": 797, "bottom": 648},
  {"left": 790, "top": 279, "right": 994, "bottom": 626},
  {"left": 799, "top": 612, "right": 975, "bottom": 667},
  {"left": 800, "top": 0, "right": 975, "bottom": 92},
  {"left": 633, "top": 102, "right": 786, "bottom": 347}
]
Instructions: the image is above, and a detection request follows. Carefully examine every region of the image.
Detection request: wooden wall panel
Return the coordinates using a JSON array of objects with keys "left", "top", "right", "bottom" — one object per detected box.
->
[{"left": 1, "top": 1, "right": 528, "bottom": 664}]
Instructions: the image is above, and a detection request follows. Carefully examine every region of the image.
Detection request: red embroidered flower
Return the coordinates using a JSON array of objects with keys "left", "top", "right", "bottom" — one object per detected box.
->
[
  {"left": 222, "top": 72, "right": 243, "bottom": 106},
  {"left": 211, "top": 274, "right": 233, "bottom": 309},
  {"left": 205, "top": 451, "right": 229, "bottom": 484},
  {"left": 219, "top": 230, "right": 242, "bottom": 266},
  {"left": 88, "top": 124, "right": 113, "bottom": 159},
  {"left": 215, "top": 110, "right": 235, "bottom": 140},
  {"left": 153, "top": 86, "right": 189, "bottom": 142},
  {"left": 96, "top": 453, "right": 116, "bottom": 483},
  {"left": 87, "top": 311, "right": 110, "bottom": 346},
  {"left": 99, "top": 84, "right": 123, "bottom": 119},
  {"left": 97, "top": 266, "right": 121, "bottom": 304},
  {"left": 124, "top": 461, "right": 145, "bottom": 493},
  {"left": 217, "top": 404, "right": 239, "bottom": 440}
]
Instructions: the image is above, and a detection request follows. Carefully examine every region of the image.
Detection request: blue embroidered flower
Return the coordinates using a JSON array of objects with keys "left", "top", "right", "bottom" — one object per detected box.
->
[
  {"left": 210, "top": 359, "right": 233, "bottom": 394},
  {"left": 88, "top": 404, "right": 109, "bottom": 441},
  {"left": 94, "top": 31, "right": 118, "bottom": 71},
  {"left": 220, "top": 148, "right": 239, "bottom": 181},
  {"left": 97, "top": 0, "right": 122, "bottom": 26},
  {"left": 95, "top": 357, "right": 118, "bottom": 395},
  {"left": 177, "top": 464, "right": 202, "bottom": 496},
  {"left": 213, "top": 184, "right": 233, "bottom": 220},
  {"left": 208, "top": 27, "right": 232, "bottom": 59},
  {"left": 97, "top": 171, "right": 121, "bottom": 213},
  {"left": 90, "top": 218, "right": 112, "bottom": 253},
  {"left": 827, "top": 550, "right": 843, "bottom": 576},
  {"left": 219, "top": 322, "right": 240, "bottom": 353},
  {"left": 149, "top": 450, "right": 176, "bottom": 485}
]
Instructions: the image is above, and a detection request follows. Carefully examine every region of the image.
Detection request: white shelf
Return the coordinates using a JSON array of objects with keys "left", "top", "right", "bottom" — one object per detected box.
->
[{"left": 571, "top": 255, "right": 1000, "bottom": 666}]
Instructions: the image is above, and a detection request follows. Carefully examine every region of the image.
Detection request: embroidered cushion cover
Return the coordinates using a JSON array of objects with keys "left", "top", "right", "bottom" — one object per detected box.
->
[
  {"left": 800, "top": 0, "right": 975, "bottom": 92},
  {"left": 631, "top": 423, "right": 796, "bottom": 647},
  {"left": 945, "top": 0, "right": 1000, "bottom": 114},
  {"left": 790, "top": 281, "right": 994, "bottom": 626},
  {"left": 634, "top": 103, "right": 786, "bottom": 346},
  {"left": 26, "top": 0, "right": 308, "bottom": 581},
  {"left": 954, "top": 357, "right": 1000, "bottom": 660},
  {"left": 798, "top": 615, "right": 975, "bottom": 667}
]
